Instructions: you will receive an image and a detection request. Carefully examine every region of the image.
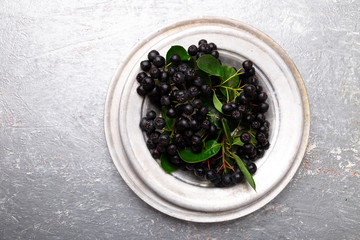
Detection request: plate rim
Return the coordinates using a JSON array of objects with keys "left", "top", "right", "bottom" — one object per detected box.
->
[{"left": 104, "top": 16, "right": 310, "bottom": 222}]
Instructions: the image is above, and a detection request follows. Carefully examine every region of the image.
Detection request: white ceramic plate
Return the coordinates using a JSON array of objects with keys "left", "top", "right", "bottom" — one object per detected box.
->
[{"left": 104, "top": 17, "right": 310, "bottom": 222}]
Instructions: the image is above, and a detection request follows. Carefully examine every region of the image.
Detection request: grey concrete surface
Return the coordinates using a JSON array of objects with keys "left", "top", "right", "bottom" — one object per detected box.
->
[{"left": 0, "top": 0, "right": 359, "bottom": 239}]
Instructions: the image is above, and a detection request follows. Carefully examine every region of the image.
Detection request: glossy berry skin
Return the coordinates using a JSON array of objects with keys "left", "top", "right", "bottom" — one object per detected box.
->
[
  {"left": 159, "top": 72, "right": 169, "bottom": 82},
  {"left": 205, "top": 169, "right": 217, "bottom": 181},
  {"left": 159, "top": 83, "right": 171, "bottom": 95},
  {"left": 246, "top": 67, "right": 255, "bottom": 76},
  {"left": 188, "top": 45, "right": 198, "bottom": 56},
  {"left": 231, "top": 110, "right": 242, "bottom": 120},
  {"left": 248, "top": 76, "right": 258, "bottom": 86},
  {"left": 256, "top": 113, "right": 266, "bottom": 123},
  {"left": 140, "top": 60, "right": 151, "bottom": 71},
  {"left": 194, "top": 167, "right": 205, "bottom": 177},
  {"left": 160, "top": 95, "right": 171, "bottom": 106},
  {"left": 183, "top": 104, "right": 194, "bottom": 115},
  {"left": 167, "top": 144, "right": 178, "bottom": 155},
  {"left": 231, "top": 172, "right": 244, "bottom": 183},
  {"left": 222, "top": 103, "right": 234, "bottom": 115},
  {"left": 136, "top": 85, "right": 147, "bottom": 96},
  {"left": 146, "top": 139, "right": 156, "bottom": 149},
  {"left": 244, "top": 84, "right": 256, "bottom": 98},
  {"left": 185, "top": 68, "right": 196, "bottom": 81},
  {"left": 259, "top": 103, "right": 269, "bottom": 113},
  {"left": 208, "top": 42, "right": 217, "bottom": 51},
  {"left": 198, "top": 39, "right": 207, "bottom": 45},
  {"left": 153, "top": 55, "right": 165, "bottom": 68},
  {"left": 177, "top": 63, "right": 188, "bottom": 73},
  {"left": 136, "top": 72, "right": 147, "bottom": 83},
  {"left": 201, "top": 119, "right": 211, "bottom": 130},
  {"left": 154, "top": 117, "right": 166, "bottom": 129},
  {"left": 240, "top": 132, "right": 251, "bottom": 143},
  {"left": 150, "top": 67, "right": 160, "bottom": 79},
  {"left": 209, "top": 124, "right": 218, "bottom": 137},
  {"left": 151, "top": 148, "right": 161, "bottom": 159},
  {"left": 175, "top": 90, "right": 189, "bottom": 103},
  {"left": 189, "top": 119, "right": 201, "bottom": 131},
  {"left": 170, "top": 54, "right": 181, "bottom": 66},
  {"left": 191, "top": 135, "right": 202, "bottom": 146},
  {"left": 148, "top": 50, "right": 159, "bottom": 62},
  {"left": 166, "top": 67, "right": 176, "bottom": 77},
  {"left": 247, "top": 162, "right": 257, "bottom": 175},
  {"left": 242, "top": 60, "right": 253, "bottom": 70},
  {"left": 142, "top": 119, "right": 155, "bottom": 133},
  {"left": 257, "top": 92, "right": 268, "bottom": 102},
  {"left": 188, "top": 86, "right": 199, "bottom": 98},
  {"left": 158, "top": 134, "right": 170, "bottom": 147},
  {"left": 244, "top": 143, "right": 255, "bottom": 153},
  {"left": 198, "top": 106, "right": 208, "bottom": 116},
  {"left": 222, "top": 174, "right": 232, "bottom": 186},
  {"left": 192, "top": 99, "right": 203, "bottom": 109},
  {"left": 251, "top": 121, "right": 261, "bottom": 129},
  {"left": 201, "top": 84, "right": 211, "bottom": 95},
  {"left": 177, "top": 118, "right": 189, "bottom": 131},
  {"left": 193, "top": 76, "right": 203, "bottom": 87},
  {"left": 146, "top": 110, "right": 157, "bottom": 120},
  {"left": 141, "top": 77, "right": 155, "bottom": 91},
  {"left": 166, "top": 108, "right": 177, "bottom": 118},
  {"left": 156, "top": 144, "right": 167, "bottom": 153},
  {"left": 172, "top": 72, "right": 185, "bottom": 85},
  {"left": 149, "top": 132, "right": 160, "bottom": 143},
  {"left": 169, "top": 155, "right": 181, "bottom": 165},
  {"left": 239, "top": 93, "right": 248, "bottom": 105},
  {"left": 211, "top": 50, "right": 219, "bottom": 59}
]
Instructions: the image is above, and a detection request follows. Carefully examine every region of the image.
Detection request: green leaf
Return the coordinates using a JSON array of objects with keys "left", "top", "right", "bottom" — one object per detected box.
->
[
  {"left": 160, "top": 153, "right": 179, "bottom": 173},
  {"left": 195, "top": 70, "right": 211, "bottom": 86},
  {"left": 166, "top": 45, "right": 191, "bottom": 64},
  {"left": 230, "top": 152, "right": 256, "bottom": 190},
  {"left": 178, "top": 140, "right": 221, "bottom": 163},
  {"left": 232, "top": 137, "right": 244, "bottom": 146},
  {"left": 212, "top": 91, "right": 223, "bottom": 114},
  {"left": 201, "top": 96, "right": 221, "bottom": 128},
  {"left": 161, "top": 107, "right": 174, "bottom": 129},
  {"left": 221, "top": 118, "right": 233, "bottom": 145},
  {"left": 197, "top": 55, "right": 224, "bottom": 78},
  {"left": 220, "top": 66, "right": 239, "bottom": 101}
]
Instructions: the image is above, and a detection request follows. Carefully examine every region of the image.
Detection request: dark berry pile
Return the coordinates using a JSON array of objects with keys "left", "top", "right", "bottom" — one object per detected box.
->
[{"left": 136, "top": 39, "right": 270, "bottom": 189}]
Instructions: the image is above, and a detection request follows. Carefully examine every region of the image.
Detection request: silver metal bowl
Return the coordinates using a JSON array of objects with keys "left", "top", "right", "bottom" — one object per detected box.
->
[{"left": 104, "top": 17, "right": 310, "bottom": 222}]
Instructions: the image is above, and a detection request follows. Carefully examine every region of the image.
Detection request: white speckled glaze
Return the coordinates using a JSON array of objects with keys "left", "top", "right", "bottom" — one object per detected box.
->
[{"left": 104, "top": 17, "right": 310, "bottom": 222}]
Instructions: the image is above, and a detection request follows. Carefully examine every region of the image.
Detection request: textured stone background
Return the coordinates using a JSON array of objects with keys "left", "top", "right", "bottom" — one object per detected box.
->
[{"left": 0, "top": 0, "right": 359, "bottom": 239}]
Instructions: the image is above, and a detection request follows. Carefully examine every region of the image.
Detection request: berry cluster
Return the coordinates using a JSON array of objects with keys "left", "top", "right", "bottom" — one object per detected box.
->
[{"left": 136, "top": 39, "right": 270, "bottom": 188}]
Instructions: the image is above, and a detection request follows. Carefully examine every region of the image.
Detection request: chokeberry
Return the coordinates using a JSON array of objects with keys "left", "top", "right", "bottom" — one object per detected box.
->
[
  {"left": 157, "top": 144, "right": 167, "bottom": 153},
  {"left": 177, "top": 118, "right": 189, "bottom": 131},
  {"left": 257, "top": 92, "right": 268, "bottom": 103},
  {"left": 157, "top": 134, "right": 170, "bottom": 147},
  {"left": 242, "top": 60, "right": 253, "bottom": 70},
  {"left": 169, "top": 155, "right": 181, "bottom": 165},
  {"left": 256, "top": 132, "right": 267, "bottom": 143},
  {"left": 151, "top": 148, "right": 161, "bottom": 159},
  {"left": 140, "top": 60, "right": 151, "bottom": 71},
  {"left": 154, "top": 117, "right": 166, "bottom": 129},
  {"left": 143, "top": 119, "right": 155, "bottom": 133},
  {"left": 184, "top": 129, "right": 194, "bottom": 138},
  {"left": 183, "top": 104, "right": 194, "bottom": 115},
  {"left": 198, "top": 39, "right": 207, "bottom": 45},
  {"left": 167, "top": 144, "right": 178, "bottom": 155},
  {"left": 222, "top": 103, "right": 234, "bottom": 115},
  {"left": 136, "top": 85, "right": 147, "bottom": 96},
  {"left": 148, "top": 50, "right": 159, "bottom": 62},
  {"left": 149, "top": 132, "right": 160, "bottom": 143},
  {"left": 166, "top": 67, "right": 176, "bottom": 77},
  {"left": 159, "top": 83, "right": 171, "bottom": 95},
  {"left": 244, "top": 143, "right": 255, "bottom": 153},
  {"left": 192, "top": 99, "right": 203, "bottom": 109},
  {"left": 153, "top": 55, "right": 165, "bottom": 68},
  {"left": 150, "top": 67, "right": 160, "bottom": 79},
  {"left": 160, "top": 95, "right": 171, "bottom": 106},
  {"left": 231, "top": 172, "right": 244, "bottom": 183},
  {"left": 231, "top": 110, "right": 242, "bottom": 120},
  {"left": 147, "top": 86, "right": 160, "bottom": 98},
  {"left": 246, "top": 67, "right": 255, "bottom": 76},
  {"left": 189, "top": 119, "right": 201, "bottom": 131},
  {"left": 172, "top": 72, "right": 185, "bottom": 85},
  {"left": 194, "top": 167, "right": 205, "bottom": 177},
  {"left": 146, "top": 139, "right": 156, "bottom": 149},
  {"left": 256, "top": 85, "right": 263, "bottom": 93},
  {"left": 198, "top": 106, "right": 208, "bottom": 116},
  {"left": 245, "top": 114, "right": 254, "bottom": 123},
  {"left": 201, "top": 84, "right": 211, "bottom": 95},
  {"left": 188, "top": 86, "right": 199, "bottom": 98},
  {"left": 166, "top": 108, "right": 177, "bottom": 118},
  {"left": 247, "top": 162, "right": 257, "bottom": 175},
  {"left": 136, "top": 72, "right": 147, "bottom": 83},
  {"left": 222, "top": 174, "right": 233, "bottom": 186},
  {"left": 259, "top": 103, "right": 269, "bottom": 113},
  {"left": 239, "top": 93, "right": 248, "bottom": 104},
  {"left": 248, "top": 76, "right": 258, "bottom": 86},
  {"left": 251, "top": 121, "right": 261, "bottom": 129},
  {"left": 177, "top": 63, "right": 188, "bottom": 73},
  {"left": 193, "top": 76, "right": 203, "bottom": 87},
  {"left": 240, "top": 132, "right": 251, "bottom": 143},
  {"left": 211, "top": 50, "right": 219, "bottom": 59},
  {"left": 146, "top": 110, "right": 157, "bottom": 120},
  {"left": 188, "top": 45, "right": 198, "bottom": 56},
  {"left": 191, "top": 135, "right": 202, "bottom": 146},
  {"left": 209, "top": 124, "right": 218, "bottom": 137},
  {"left": 208, "top": 42, "right": 217, "bottom": 51},
  {"left": 141, "top": 77, "right": 155, "bottom": 91},
  {"left": 201, "top": 119, "right": 211, "bottom": 130},
  {"left": 159, "top": 71, "right": 169, "bottom": 82},
  {"left": 205, "top": 169, "right": 217, "bottom": 181},
  {"left": 256, "top": 113, "right": 266, "bottom": 123},
  {"left": 238, "top": 104, "right": 247, "bottom": 113},
  {"left": 244, "top": 84, "right": 256, "bottom": 98},
  {"left": 185, "top": 68, "right": 196, "bottom": 81},
  {"left": 175, "top": 90, "right": 189, "bottom": 103},
  {"left": 256, "top": 148, "right": 265, "bottom": 158},
  {"left": 170, "top": 54, "right": 181, "bottom": 66}
]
